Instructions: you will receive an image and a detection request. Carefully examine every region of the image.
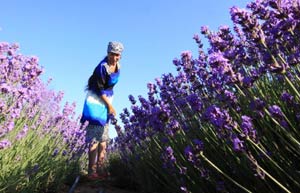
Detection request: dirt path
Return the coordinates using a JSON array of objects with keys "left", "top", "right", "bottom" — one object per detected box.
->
[{"left": 60, "top": 176, "right": 138, "bottom": 193}]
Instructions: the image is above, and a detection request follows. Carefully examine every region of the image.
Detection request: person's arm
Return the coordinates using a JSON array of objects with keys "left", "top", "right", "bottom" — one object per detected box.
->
[{"left": 100, "top": 94, "right": 116, "bottom": 116}]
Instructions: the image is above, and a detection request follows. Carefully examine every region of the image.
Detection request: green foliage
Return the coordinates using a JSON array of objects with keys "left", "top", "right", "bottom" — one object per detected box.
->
[{"left": 0, "top": 118, "right": 80, "bottom": 193}]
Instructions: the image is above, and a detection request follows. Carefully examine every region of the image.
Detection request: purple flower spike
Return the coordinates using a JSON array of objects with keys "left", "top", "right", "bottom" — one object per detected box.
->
[
  {"left": 241, "top": 115, "right": 258, "bottom": 142},
  {"left": 281, "top": 91, "right": 294, "bottom": 104},
  {"left": 161, "top": 146, "right": 177, "bottom": 170},
  {"left": 241, "top": 116, "right": 252, "bottom": 132},
  {"left": 192, "top": 139, "right": 204, "bottom": 152},
  {"left": 186, "top": 94, "right": 203, "bottom": 112},
  {"left": 184, "top": 145, "right": 194, "bottom": 163},
  {"left": 128, "top": 94, "right": 136, "bottom": 105},
  {"left": 0, "top": 139, "right": 11, "bottom": 150},
  {"left": 200, "top": 25, "right": 210, "bottom": 35},
  {"left": 16, "top": 125, "right": 29, "bottom": 140},
  {"left": 232, "top": 135, "right": 244, "bottom": 152},
  {"left": 268, "top": 105, "right": 284, "bottom": 119}
]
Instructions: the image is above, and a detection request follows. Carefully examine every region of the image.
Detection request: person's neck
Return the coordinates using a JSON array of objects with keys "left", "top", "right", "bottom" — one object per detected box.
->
[{"left": 108, "top": 61, "right": 117, "bottom": 66}]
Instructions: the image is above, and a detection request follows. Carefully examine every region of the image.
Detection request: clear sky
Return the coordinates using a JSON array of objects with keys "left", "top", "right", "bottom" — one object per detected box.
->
[{"left": 0, "top": 0, "right": 249, "bottom": 138}]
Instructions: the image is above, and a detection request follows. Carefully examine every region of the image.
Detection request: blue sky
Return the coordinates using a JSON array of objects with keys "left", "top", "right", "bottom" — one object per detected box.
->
[{"left": 1, "top": 0, "right": 249, "bottom": 138}]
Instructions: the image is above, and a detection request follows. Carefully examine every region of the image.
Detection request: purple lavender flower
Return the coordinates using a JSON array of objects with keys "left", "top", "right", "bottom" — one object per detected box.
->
[
  {"left": 192, "top": 139, "right": 204, "bottom": 152},
  {"left": 203, "top": 105, "right": 237, "bottom": 139},
  {"left": 173, "top": 58, "right": 181, "bottom": 67},
  {"left": 208, "top": 51, "right": 229, "bottom": 68},
  {"left": 230, "top": 6, "right": 248, "bottom": 24},
  {"left": 52, "top": 148, "right": 59, "bottom": 157},
  {"left": 147, "top": 82, "right": 157, "bottom": 95},
  {"left": 232, "top": 135, "right": 244, "bottom": 151},
  {"left": 249, "top": 98, "right": 266, "bottom": 118},
  {"left": 184, "top": 145, "right": 194, "bottom": 163},
  {"left": 62, "top": 102, "right": 76, "bottom": 119},
  {"left": 181, "top": 50, "right": 192, "bottom": 59},
  {"left": 25, "top": 163, "right": 40, "bottom": 177},
  {"left": 161, "top": 146, "right": 177, "bottom": 169},
  {"left": 217, "top": 90, "right": 238, "bottom": 107},
  {"left": 0, "top": 139, "right": 11, "bottom": 150},
  {"left": 280, "top": 120, "right": 289, "bottom": 128},
  {"left": 0, "top": 82, "right": 11, "bottom": 93},
  {"left": 138, "top": 95, "right": 150, "bottom": 110},
  {"left": 128, "top": 94, "right": 136, "bottom": 105},
  {"left": 0, "top": 98, "right": 6, "bottom": 112},
  {"left": 6, "top": 121, "right": 15, "bottom": 132},
  {"left": 166, "top": 119, "right": 180, "bottom": 136},
  {"left": 281, "top": 91, "right": 294, "bottom": 104},
  {"left": 200, "top": 25, "right": 210, "bottom": 35},
  {"left": 241, "top": 115, "right": 257, "bottom": 142},
  {"left": 186, "top": 94, "right": 203, "bottom": 112},
  {"left": 0, "top": 42, "right": 87, "bottom": 175},
  {"left": 16, "top": 125, "right": 29, "bottom": 140},
  {"left": 109, "top": 114, "right": 118, "bottom": 125},
  {"left": 193, "top": 34, "right": 201, "bottom": 45},
  {"left": 287, "top": 51, "right": 300, "bottom": 66},
  {"left": 268, "top": 105, "right": 284, "bottom": 119},
  {"left": 242, "top": 76, "right": 254, "bottom": 88}
]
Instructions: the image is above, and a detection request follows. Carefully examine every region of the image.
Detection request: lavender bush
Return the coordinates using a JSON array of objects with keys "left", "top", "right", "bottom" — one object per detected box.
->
[
  {"left": 108, "top": 0, "right": 300, "bottom": 192},
  {"left": 0, "top": 42, "right": 86, "bottom": 192}
]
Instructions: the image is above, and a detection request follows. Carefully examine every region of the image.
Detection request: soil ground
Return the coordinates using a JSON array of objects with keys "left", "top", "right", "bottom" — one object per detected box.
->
[{"left": 59, "top": 175, "right": 138, "bottom": 193}]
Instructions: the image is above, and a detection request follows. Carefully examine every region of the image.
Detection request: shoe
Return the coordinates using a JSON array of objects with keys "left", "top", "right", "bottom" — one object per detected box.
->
[
  {"left": 97, "top": 171, "right": 110, "bottom": 178},
  {"left": 87, "top": 173, "right": 104, "bottom": 181}
]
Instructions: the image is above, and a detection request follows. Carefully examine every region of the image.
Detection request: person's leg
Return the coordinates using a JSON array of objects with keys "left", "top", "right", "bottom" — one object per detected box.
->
[
  {"left": 97, "top": 124, "right": 109, "bottom": 175},
  {"left": 88, "top": 142, "right": 99, "bottom": 175},
  {"left": 85, "top": 124, "right": 101, "bottom": 176},
  {"left": 97, "top": 141, "right": 107, "bottom": 172}
]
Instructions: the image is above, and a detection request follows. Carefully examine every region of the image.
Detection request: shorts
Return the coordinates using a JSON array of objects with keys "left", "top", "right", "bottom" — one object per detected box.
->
[{"left": 85, "top": 124, "right": 109, "bottom": 144}]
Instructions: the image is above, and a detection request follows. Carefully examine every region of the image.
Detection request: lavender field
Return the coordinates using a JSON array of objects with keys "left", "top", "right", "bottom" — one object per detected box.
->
[
  {"left": 108, "top": 1, "right": 300, "bottom": 193},
  {"left": 1, "top": 0, "right": 300, "bottom": 193},
  {"left": 0, "top": 42, "right": 86, "bottom": 192}
]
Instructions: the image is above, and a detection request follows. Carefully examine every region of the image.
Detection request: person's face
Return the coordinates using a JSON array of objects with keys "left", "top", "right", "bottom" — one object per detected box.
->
[{"left": 108, "top": 52, "right": 121, "bottom": 64}]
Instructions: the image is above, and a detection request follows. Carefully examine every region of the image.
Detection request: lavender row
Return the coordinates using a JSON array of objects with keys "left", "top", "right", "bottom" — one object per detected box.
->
[
  {"left": 109, "top": 1, "right": 300, "bottom": 193},
  {"left": 0, "top": 42, "right": 86, "bottom": 192}
]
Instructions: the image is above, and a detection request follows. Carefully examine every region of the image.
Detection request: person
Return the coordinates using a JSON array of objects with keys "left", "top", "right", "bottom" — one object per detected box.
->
[{"left": 80, "top": 41, "right": 124, "bottom": 180}]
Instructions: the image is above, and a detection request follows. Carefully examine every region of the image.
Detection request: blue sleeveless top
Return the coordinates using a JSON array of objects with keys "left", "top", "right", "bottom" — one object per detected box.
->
[{"left": 81, "top": 57, "right": 120, "bottom": 126}]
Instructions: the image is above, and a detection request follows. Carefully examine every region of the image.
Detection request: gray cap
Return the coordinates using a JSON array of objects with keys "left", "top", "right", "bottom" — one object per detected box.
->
[{"left": 107, "top": 41, "right": 124, "bottom": 54}]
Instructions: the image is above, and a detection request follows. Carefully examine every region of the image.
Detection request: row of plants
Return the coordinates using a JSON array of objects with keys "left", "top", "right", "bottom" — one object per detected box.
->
[
  {"left": 0, "top": 42, "right": 87, "bottom": 192},
  {"left": 108, "top": 1, "right": 300, "bottom": 192}
]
